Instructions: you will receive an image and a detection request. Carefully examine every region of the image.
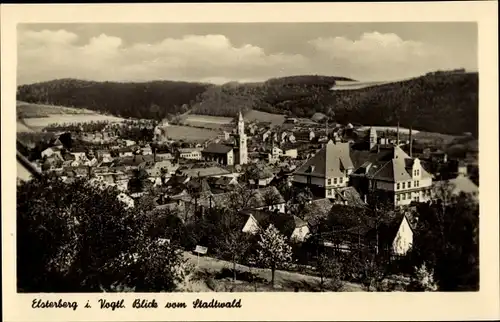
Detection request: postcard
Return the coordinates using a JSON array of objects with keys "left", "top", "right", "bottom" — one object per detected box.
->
[{"left": 1, "top": 2, "right": 499, "bottom": 321}]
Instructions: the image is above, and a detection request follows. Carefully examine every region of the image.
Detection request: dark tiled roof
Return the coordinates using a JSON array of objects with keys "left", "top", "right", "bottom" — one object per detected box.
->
[
  {"left": 203, "top": 143, "right": 233, "bottom": 154},
  {"left": 351, "top": 145, "right": 432, "bottom": 182},
  {"left": 294, "top": 140, "right": 353, "bottom": 178},
  {"left": 302, "top": 198, "right": 333, "bottom": 227},
  {"left": 117, "top": 155, "right": 154, "bottom": 167},
  {"left": 335, "top": 187, "right": 367, "bottom": 208},
  {"left": 192, "top": 186, "right": 285, "bottom": 210}
]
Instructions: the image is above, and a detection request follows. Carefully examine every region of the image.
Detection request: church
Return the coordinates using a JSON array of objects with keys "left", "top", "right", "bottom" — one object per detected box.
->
[{"left": 201, "top": 111, "right": 248, "bottom": 166}]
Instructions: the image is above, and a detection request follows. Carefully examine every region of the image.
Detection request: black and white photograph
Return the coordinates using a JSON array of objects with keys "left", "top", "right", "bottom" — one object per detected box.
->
[{"left": 14, "top": 21, "right": 482, "bottom": 294}]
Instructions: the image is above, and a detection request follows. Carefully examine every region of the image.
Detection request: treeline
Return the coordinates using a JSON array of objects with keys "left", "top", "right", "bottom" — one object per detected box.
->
[
  {"left": 17, "top": 176, "right": 188, "bottom": 292},
  {"left": 17, "top": 73, "right": 479, "bottom": 136},
  {"left": 44, "top": 120, "right": 111, "bottom": 133},
  {"left": 194, "top": 73, "right": 479, "bottom": 136},
  {"left": 331, "top": 73, "right": 478, "bottom": 136},
  {"left": 191, "top": 76, "right": 340, "bottom": 118},
  {"left": 17, "top": 78, "right": 210, "bottom": 120}
]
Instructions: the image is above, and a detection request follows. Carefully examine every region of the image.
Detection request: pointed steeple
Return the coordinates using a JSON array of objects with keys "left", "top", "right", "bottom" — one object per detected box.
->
[{"left": 238, "top": 110, "right": 244, "bottom": 122}]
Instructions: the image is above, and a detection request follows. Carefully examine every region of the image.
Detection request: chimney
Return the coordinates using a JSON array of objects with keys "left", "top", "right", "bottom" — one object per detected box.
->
[{"left": 409, "top": 126, "right": 413, "bottom": 158}]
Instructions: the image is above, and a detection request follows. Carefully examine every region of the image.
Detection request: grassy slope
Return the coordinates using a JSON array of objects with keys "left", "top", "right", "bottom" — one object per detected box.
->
[
  {"left": 182, "top": 252, "right": 364, "bottom": 292},
  {"left": 16, "top": 101, "right": 125, "bottom": 132}
]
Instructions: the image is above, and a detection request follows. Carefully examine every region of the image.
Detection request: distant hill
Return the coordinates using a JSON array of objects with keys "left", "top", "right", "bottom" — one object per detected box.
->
[
  {"left": 17, "top": 72, "right": 478, "bottom": 136},
  {"left": 17, "top": 78, "right": 211, "bottom": 121},
  {"left": 330, "top": 72, "right": 478, "bottom": 136}
]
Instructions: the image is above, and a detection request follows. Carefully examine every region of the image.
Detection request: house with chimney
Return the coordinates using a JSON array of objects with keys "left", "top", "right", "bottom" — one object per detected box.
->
[{"left": 292, "top": 140, "right": 354, "bottom": 199}]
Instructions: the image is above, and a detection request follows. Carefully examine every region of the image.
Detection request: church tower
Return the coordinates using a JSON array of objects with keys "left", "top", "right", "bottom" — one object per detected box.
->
[
  {"left": 369, "top": 127, "right": 378, "bottom": 150},
  {"left": 237, "top": 111, "right": 248, "bottom": 164}
]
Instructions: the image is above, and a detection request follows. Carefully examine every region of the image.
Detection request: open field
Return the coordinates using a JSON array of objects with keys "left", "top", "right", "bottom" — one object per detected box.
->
[
  {"left": 184, "top": 114, "right": 234, "bottom": 124},
  {"left": 358, "top": 125, "right": 420, "bottom": 135},
  {"left": 17, "top": 101, "right": 125, "bottom": 132},
  {"left": 181, "top": 252, "right": 364, "bottom": 292},
  {"left": 22, "top": 114, "right": 125, "bottom": 131},
  {"left": 163, "top": 125, "right": 219, "bottom": 142},
  {"left": 16, "top": 120, "right": 35, "bottom": 133},
  {"left": 413, "top": 131, "right": 462, "bottom": 144},
  {"left": 331, "top": 77, "right": 415, "bottom": 91},
  {"left": 180, "top": 114, "right": 235, "bottom": 130},
  {"left": 17, "top": 101, "right": 97, "bottom": 118},
  {"left": 244, "top": 110, "right": 286, "bottom": 125}
]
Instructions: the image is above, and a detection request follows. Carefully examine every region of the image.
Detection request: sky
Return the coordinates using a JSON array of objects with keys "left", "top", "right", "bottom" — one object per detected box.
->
[{"left": 17, "top": 22, "right": 478, "bottom": 85}]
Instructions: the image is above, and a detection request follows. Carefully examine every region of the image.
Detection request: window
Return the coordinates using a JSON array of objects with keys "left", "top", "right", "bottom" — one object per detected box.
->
[
  {"left": 397, "top": 183, "right": 400, "bottom": 190},
  {"left": 408, "top": 181, "right": 411, "bottom": 188},
  {"left": 402, "top": 182, "right": 405, "bottom": 189},
  {"left": 402, "top": 194, "right": 405, "bottom": 200},
  {"left": 396, "top": 194, "right": 400, "bottom": 201},
  {"left": 327, "top": 189, "right": 331, "bottom": 196},
  {"left": 415, "top": 195, "right": 420, "bottom": 202},
  {"left": 406, "top": 193, "right": 410, "bottom": 199},
  {"left": 339, "top": 177, "right": 343, "bottom": 184},
  {"left": 416, "top": 181, "right": 420, "bottom": 187},
  {"left": 328, "top": 179, "right": 332, "bottom": 185},
  {"left": 334, "top": 178, "right": 338, "bottom": 184}
]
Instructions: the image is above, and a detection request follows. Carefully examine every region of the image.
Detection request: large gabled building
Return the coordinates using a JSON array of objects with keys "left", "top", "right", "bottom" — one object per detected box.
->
[
  {"left": 292, "top": 140, "right": 354, "bottom": 199},
  {"left": 202, "top": 143, "right": 234, "bottom": 166},
  {"left": 350, "top": 145, "right": 433, "bottom": 207}
]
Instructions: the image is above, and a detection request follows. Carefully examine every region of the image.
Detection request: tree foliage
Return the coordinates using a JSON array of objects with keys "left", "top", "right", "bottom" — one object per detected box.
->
[
  {"left": 255, "top": 224, "right": 293, "bottom": 286},
  {"left": 17, "top": 175, "right": 186, "bottom": 292},
  {"left": 17, "top": 79, "right": 208, "bottom": 120},
  {"left": 316, "top": 254, "right": 344, "bottom": 291},
  {"left": 411, "top": 193, "right": 479, "bottom": 291}
]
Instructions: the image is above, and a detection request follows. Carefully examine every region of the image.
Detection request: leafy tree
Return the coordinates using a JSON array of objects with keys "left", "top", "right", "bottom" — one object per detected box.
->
[
  {"left": 288, "top": 186, "right": 313, "bottom": 217},
  {"left": 411, "top": 192, "right": 479, "bottom": 291},
  {"left": 407, "top": 263, "right": 438, "bottom": 291},
  {"left": 255, "top": 224, "right": 293, "bottom": 287},
  {"left": 217, "top": 229, "right": 253, "bottom": 282},
  {"left": 226, "top": 185, "right": 258, "bottom": 212},
  {"left": 17, "top": 175, "right": 187, "bottom": 292},
  {"left": 358, "top": 254, "right": 391, "bottom": 292},
  {"left": 128, "top": 168, "right": 149, "bottom": 194},
  {"left": 122, "top": 238, "right": 190, "bottom": 292},
  {"left": 316, "top": 254, "right": 344, "bottom": 291}
]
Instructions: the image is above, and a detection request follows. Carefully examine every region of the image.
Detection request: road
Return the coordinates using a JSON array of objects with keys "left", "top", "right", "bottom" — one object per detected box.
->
[{"left": 181, "top": 252, "right": 364, "bottom": 292}]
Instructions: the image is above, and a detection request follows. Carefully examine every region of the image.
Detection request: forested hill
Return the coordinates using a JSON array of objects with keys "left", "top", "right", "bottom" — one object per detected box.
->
[
  {"left": 16, "top": 78, "right": 212, "bottom": 120},
  {"left": 17, "top": 72, "right": 478, "bottom": 136},
  {"left": 191, "top": 72, "right": 478, "bottom": 136},
  {"left": 332, "top": 72, "right": 478, "bottom": 136}
]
